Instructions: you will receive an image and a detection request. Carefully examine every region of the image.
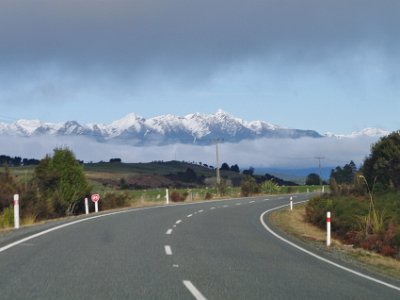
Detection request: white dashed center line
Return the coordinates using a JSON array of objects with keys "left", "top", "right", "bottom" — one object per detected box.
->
[
  {"left": 187, "top": 214, "right": 193, "bottom": 218},
  {"left": 165, "top": 245, "right": 173, "bottom": 255},
  {"left": 210, "top": 207, "right": 216, "bottom": 210},
  {"left": 176, "top": 220, "right": 182, "bottom": 224},
  {"left": 183, "top": 280, "right": 207, "bottom": 300},
  {"left": 198, "top": 210, "right": 204, "bottom": 213},
  {"left": 249, "top": 201, "right": 255, "bottom": 204},
  {"left": 166, "top": 229, "right": 173, "bottom": 235}
]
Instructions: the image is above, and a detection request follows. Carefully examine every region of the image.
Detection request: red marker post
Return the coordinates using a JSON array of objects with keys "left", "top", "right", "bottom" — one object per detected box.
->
[
  {"left": 13, "top": 194, "right": 20, "bottom": 229},
  {"left": 91, "top": 194, "right": 100, "bottom": 213},
  {"left": 326, "top": 211, "right": 331, "bottom": 246}
]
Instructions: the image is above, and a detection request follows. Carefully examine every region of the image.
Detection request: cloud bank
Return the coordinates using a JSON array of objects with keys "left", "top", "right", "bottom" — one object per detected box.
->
[{"left": 0, "top": 136, "right": 378, "bottom": 169}]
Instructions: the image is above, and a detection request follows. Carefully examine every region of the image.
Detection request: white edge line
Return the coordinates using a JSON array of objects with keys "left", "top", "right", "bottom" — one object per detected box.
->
[
  {"left": 260, "top": 201, "right": 400, "bottom": 292},
  {"left": 183, "top": 280, "right": 207, "bottom": 300},
  {"left": 0, "top": 209, "right": 133, "bottom": 253},
  {"left": 165, "top": 245, "right": 173, "bottom": 255}
]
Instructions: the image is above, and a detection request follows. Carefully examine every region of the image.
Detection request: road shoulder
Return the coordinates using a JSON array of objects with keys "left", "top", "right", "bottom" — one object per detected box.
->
[{"left": 268, "top": 204, "right": 400, "bottom": 282}]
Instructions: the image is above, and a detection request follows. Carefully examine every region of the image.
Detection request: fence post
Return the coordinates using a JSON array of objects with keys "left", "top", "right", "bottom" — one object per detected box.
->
[
  {"left": 166, "top": 189, "right": 169, "bottom": 204},
  {"left": 290, "top": 196, "right": 293, "bottom": 211}
]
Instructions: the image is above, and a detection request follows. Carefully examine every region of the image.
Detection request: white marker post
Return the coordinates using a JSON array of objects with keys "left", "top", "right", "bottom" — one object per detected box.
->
[
  {"left": 13, "top": 194, "right": 20, "bottom": 229},
  {"left": 326, "top": 211, "right": 331, "bottom": 247},
  {"left": 290, "top": 196, "right": 293, "bottom": 211},
  {"left": 84, "top": 198, "right": 89, "bottom": 215},
  {"left": 166, "top": 189, "right": 169, "bottom": 205}
]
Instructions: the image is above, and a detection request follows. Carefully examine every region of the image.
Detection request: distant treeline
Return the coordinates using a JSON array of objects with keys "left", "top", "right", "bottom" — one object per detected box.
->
[{"left": 0, "top": 155, "right": 40, "bottom": 166}]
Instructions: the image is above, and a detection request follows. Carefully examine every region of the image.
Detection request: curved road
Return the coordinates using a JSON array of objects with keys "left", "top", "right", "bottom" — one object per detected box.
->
[{"left": 0, "top": 194, "right": 399, "bottom": 299}]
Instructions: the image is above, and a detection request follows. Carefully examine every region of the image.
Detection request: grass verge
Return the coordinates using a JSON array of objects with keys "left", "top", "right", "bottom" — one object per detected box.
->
[{"left": 270, "top": 204, "right": 400, "bottom": 280}]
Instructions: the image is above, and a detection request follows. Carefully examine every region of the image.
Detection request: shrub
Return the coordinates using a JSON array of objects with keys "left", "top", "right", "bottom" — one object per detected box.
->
[
  {"left": 0, "top": 206, "right": 14, "bottom": 229},
  {"left": 205, "top": 192, "right": 213, "bottom": 200},
  {"left": 100, "top": 192, "right": 130, "bottom": 210},
  {"left": 170, "top": 191, "right": 185, "bottom": 202}
]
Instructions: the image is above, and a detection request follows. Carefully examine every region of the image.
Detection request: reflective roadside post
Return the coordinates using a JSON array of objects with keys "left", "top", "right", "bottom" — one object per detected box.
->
[{"left": 13, "top": 194, "right": 20, "bottom": 229}]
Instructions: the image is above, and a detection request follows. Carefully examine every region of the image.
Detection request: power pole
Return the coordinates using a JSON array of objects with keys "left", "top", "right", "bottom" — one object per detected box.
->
[
  {"left": 215, "top": 139, "right": 221, "bottom": 186},
  {"left": 315, "top": 156, "right": 325, "bottom": 192}
]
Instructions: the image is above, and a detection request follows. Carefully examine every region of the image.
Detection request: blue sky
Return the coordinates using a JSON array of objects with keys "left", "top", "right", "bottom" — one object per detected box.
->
[{"left": 0, "top": 0, "right": 399, "bottom": 134}]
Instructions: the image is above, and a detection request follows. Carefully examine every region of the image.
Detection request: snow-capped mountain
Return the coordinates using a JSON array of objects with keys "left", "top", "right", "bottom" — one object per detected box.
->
[
  {"left": 0, "top": 110, "right": 388, "bottom": 146},
  {"left": 324, "top": 128, "right": 390, "bottom": 139}
]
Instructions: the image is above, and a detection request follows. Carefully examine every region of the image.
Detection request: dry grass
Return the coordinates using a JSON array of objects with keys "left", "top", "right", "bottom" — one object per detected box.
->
[{"left": 270, "top": 205, "right": 400, "bottom": 279}]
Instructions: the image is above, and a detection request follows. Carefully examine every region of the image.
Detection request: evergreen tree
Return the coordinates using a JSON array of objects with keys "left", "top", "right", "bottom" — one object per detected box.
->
[{"left": 362, "top": 131, "right": 400, "bottom": 191}]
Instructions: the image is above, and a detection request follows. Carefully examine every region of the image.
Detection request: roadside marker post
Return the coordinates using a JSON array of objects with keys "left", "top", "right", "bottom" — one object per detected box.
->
[
  {"left": 327, "top": 211, "right": 331, "bottom": 246},
  {"left": 166, "top": 189, "right": 169, "bottom": 205},
  {"left": 91, "top": 194, "right": 100, "bottom": 213},
  {"left": 290, "top": 196, "right": 293, "bottom": 211},
  {"left": 13, "top": 194, "right": 20, "bottom": 229},
  {"left": 84, "top": 198, "right": 89, "bottom": 215}
]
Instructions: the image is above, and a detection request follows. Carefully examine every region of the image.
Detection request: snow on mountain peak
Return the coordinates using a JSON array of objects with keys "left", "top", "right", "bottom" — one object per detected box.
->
[{"left": 109, "top": 113, "right": 144, "bottom": 131}]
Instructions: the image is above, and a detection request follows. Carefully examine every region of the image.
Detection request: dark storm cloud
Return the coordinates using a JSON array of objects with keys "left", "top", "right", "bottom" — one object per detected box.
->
[{"left": 1, "top": 0, "right": 399, "bottom": 71}]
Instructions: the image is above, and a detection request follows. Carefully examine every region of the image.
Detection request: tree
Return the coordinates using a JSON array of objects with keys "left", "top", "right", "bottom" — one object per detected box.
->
[
  {"left": 330, "top": 160, "right": 357, "bottom": 184},
  {"left": 220, "top": 162, "right": 230, "bottom": 171},
  {"left": 306, "top": 173, "right": 321, "bottom": 186},
  {"left": 230, "top": 164, "right": 240, "bottom": 173},
  {"left": 0, "top": 165, "right": 19, "bottom": 211},
  {"left": 242, "top": 167, "right": 255, "bottom": 176},
  {"left": 35, "top": 148, "right": 91, "bottom": 216},
  {"left": 362, "top": 131, "right": 400, "bottom": 191}
]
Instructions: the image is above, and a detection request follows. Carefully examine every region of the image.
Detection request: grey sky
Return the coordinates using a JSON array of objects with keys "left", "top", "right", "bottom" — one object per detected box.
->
[{"left": 0, "top": 0, "right": 399, "bottom": 133}]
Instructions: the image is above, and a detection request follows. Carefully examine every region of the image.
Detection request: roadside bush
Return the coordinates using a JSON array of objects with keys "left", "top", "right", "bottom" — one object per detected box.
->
[
  {"left": 0, "top": 206, "right": 14, "bottom": 228},
  {"left": 100, "top": 192, "right": 130, "bottom": 210},
  {"left": 170, "top": 191, "right": 186, "bottom": 202},
  {"left": 261, "top": 180, "right": 281, "bottom": 194},
  {"left": 205, "top": 192, "right": 213, "bottom": 200},
  {"left": 241, "top": 175, "right": 258, "bottom": 197},
  {"left": 306, "top": 193, "right": 400, "bottom": 258}
]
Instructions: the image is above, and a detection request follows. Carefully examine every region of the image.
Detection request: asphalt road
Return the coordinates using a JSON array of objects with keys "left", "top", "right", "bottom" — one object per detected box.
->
[{"left": 1, "top": 194, "right": 399, "bottom": 299}]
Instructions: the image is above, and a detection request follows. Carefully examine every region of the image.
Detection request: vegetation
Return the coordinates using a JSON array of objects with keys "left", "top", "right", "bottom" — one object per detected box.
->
[
  {"left": 305, "top": 173, "right": 321, "bottom": 186},
  {"left": 306, "top": 131, "right": 400, "bottom": 258},
  {"left": 1, "top": 152, "right": 323, "bottom": 230}
]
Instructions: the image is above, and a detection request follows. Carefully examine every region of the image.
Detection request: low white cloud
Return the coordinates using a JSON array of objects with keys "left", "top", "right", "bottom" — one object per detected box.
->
[{"left": 0, "top": 136, "right": 379, "bottom": 169}]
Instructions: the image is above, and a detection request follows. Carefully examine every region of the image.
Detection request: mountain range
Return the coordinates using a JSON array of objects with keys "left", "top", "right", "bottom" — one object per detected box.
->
[{"left": 0, "top": 110, "right": 390, "bottom": 146}]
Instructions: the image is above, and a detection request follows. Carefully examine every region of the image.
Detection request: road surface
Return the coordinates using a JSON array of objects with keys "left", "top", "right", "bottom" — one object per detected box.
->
[{"left": 1, "top": 194, "right": 399, "bottom": 299}]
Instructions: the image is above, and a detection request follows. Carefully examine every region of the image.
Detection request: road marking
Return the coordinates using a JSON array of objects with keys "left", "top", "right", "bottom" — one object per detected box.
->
[
  {"left": 260, "top": 202, "right": 400, "bottom": 293},
  {"left": 210, "top": 207, "right": 216, "bottom": 210},
  {"left": 264, "top": 198, "right": 270, "bottom": 201},
  {"left": 165, "top": 245, "right": 173, "bottom": 255},
  {"left": 223, "top": 205, "right": 228, "bottom": 208},
  {"left": 236, "top": 203, "right": 241, "bottom": 206},
  {"left": 198, "top": 210, "right": 204, "bottom": 213},
  {"left": 176, "top": 220, "right": 182, "bottom": 224},
  {"left": 0, "top": 196, "right": 254, "bottom": 254},
  {"left": 187, "top": 214, "right": 193, "bottom": 218},
  {"left": 166, "top": 229, "right": 173, "bottom": 235},
  {"left": 249, "top": 201, "right": 255, "bottom": 204},
  {"left": 183, "top": 280, "right": 207, "bottom": 300}
]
